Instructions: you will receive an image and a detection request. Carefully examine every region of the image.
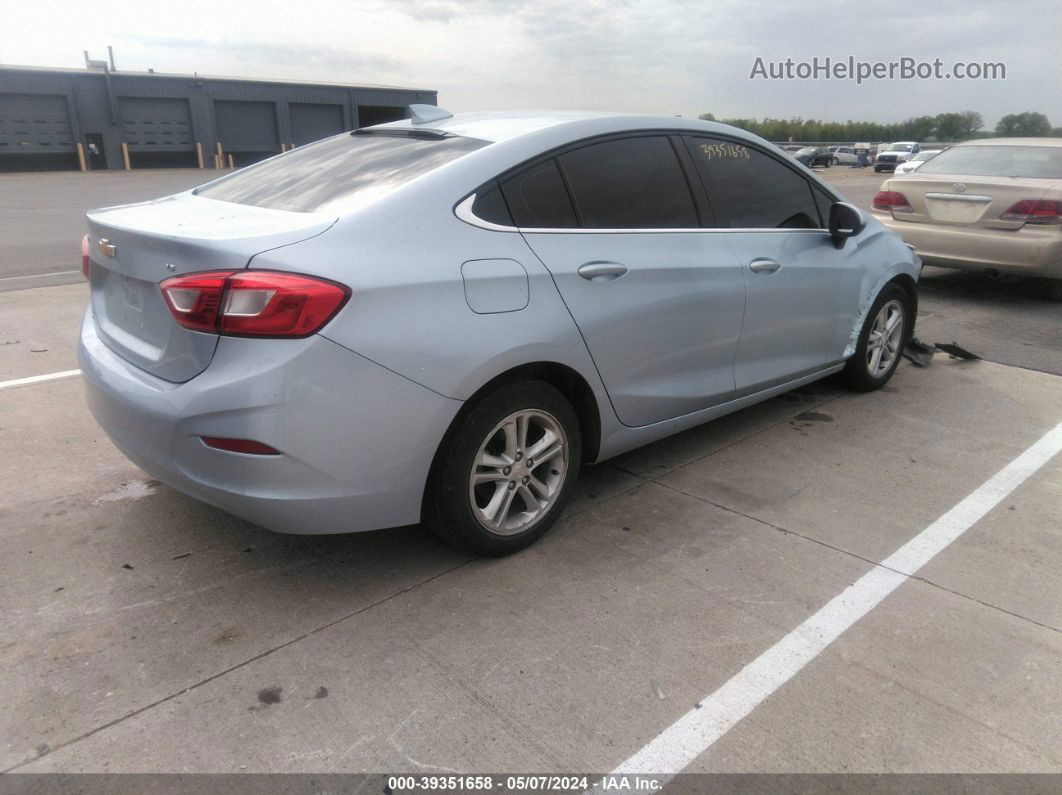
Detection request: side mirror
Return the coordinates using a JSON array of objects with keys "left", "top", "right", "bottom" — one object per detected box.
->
[{"left": 829, "top": 201, "right": 866, "bottom": 248}]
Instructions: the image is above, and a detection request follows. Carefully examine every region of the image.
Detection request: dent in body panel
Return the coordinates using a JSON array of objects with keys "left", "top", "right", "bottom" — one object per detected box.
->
[{"left": 842, "top": 226, "right": 921, "bottom": 358}]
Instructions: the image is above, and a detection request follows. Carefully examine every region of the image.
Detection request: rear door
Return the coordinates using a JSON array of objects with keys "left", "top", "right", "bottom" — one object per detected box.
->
[
  {"left": 684, "top": 135, "right": 863, "bottom": 394},
  {"left": 510, "top": 134, "right": 746, "bottom": 428}
]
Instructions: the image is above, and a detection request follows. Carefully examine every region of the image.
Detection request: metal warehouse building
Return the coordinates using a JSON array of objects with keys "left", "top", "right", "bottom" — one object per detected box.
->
[{"left": 0, "top": 63, "right": 437, "bottom": 172}]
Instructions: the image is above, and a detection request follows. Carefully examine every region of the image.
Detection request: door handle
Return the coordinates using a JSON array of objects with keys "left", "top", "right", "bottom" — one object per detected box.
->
[
  {"left": 578, "top": 262, "right": 629, "bottom": 282},
  {"left": 748, "top": 258, "right": 782, "bottom": 275}
]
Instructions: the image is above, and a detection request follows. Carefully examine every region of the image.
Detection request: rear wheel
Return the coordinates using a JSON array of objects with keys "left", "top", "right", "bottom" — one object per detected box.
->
[
  {"left": 426, "top": 381, "right": 581, "bottom": 555},
  {"left": 840, "top": 284, "right": 910, "bottom": 391},
  {"left": 1048, "top": 280, "right": 1062, "bottom": 302}
]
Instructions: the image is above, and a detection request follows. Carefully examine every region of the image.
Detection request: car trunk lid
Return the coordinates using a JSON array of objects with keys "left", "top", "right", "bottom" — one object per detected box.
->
[
  {"left": 882, "top": 173, "right": 1057, "bottom": 228},
  {"left": 86, "top": 193, "right": 335, "bottom": 382}
]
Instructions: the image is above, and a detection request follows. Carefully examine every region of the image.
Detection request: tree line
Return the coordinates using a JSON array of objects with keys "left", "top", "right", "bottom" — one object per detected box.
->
[{"left": 696, "top": 111, "right": 1057, "bottom": 142}]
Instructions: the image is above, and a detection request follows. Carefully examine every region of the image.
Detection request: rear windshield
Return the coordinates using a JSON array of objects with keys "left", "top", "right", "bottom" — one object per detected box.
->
[
  {"left": 917, "top": 145, "right": 1062, "bottom": 179},
  {"left": 194, "top": 131, "right": 489, "bottom": 213}
]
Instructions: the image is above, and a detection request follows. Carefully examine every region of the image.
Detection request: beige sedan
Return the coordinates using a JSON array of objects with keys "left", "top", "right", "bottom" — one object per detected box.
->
[{"left": 871, "top": 138, "right": 1062, "bottom": 299}]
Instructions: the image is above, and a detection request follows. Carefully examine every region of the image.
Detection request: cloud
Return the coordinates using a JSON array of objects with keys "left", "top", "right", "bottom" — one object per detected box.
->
[
  {"left": 118, "top": 34, "right": 407, "bottom": 76},
  {"left": 4, "top": 0, "right": 1060, "bottom": 126}
]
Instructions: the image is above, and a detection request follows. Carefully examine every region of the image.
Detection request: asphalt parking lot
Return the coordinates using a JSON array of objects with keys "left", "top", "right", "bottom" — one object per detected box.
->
[{"left": 1, "top": 168, "right": 1061, "bottom": 779}]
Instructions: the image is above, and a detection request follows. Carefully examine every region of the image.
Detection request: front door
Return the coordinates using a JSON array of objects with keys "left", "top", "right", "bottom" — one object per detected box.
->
[
  {"left": 683, "top": 135, "right": 863, "bottom": 394},
  {"left": 504, "top": 135, "right": 746, "bottom": 428}
]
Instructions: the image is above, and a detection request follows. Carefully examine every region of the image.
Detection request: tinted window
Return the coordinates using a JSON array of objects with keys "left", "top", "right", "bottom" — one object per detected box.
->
[
  {"left": 559, "top": 136, "right": 698, "bottom": 228},
  {"left": 917, "top": 145, "right": 1062, "bottom": 179},
  {"left": 501, "top": 160, "right": 578, "bottom": 228},
  {"left": 195, "top": 131, "right": 488, "bottom": 213},
  {"left": 685, "top": 136, "right": 821, "bottom": 229},
  {"left": 471, "top": 182, "right": 513, "bottom": 226}
]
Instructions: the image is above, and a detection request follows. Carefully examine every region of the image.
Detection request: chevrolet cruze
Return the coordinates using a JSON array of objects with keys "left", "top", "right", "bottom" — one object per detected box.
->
[{"left": 79, "top": 108, "right": 920, "bottom": 554}]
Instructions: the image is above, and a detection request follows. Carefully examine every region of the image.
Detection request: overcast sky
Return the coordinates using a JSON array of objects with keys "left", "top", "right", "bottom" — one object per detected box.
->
[{"left": 3, "top": 0, "right": 1059, "bottom": 129}]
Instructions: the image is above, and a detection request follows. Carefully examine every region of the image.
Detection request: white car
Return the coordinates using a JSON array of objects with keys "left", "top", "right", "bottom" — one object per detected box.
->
[
  {"left": 893, "top": 149, "right": 942, "bottom": 175},
  {"left": 874, "top": 141, "right": 922, "bottom": 172},
  {"left": 827, "top": 146, "right": 857, "bottom": 165}
]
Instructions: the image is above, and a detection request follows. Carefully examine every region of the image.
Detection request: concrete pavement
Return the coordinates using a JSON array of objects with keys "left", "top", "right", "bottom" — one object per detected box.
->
[{"left": 1, "top": 281, "right": 1059, "bottom": 772}]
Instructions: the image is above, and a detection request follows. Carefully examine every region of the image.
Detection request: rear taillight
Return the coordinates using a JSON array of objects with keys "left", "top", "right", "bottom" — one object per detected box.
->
[
  {"left": 872, "top": 190, "right": 913, "bottom": 213},
  {"left": 161, "top": 271, "right": 234, "bottom": 333},
  {"left": 81, "top": 235, "right": 90, "bottom": 278},
  {"left": 160, "top": 270, "right": 350, "bottom": 337},
  {"left": 1001, "top": 199, "right": 1062, "bottom": 224}
]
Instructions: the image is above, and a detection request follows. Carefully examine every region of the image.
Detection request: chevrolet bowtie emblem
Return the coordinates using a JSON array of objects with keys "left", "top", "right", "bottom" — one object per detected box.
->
[{"left": 98, "top": 238, "right": 117, "bottom": 258}]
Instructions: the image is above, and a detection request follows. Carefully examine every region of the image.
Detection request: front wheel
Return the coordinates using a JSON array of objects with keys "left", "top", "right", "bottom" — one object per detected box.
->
[
  {"left": 425, "top": 381, "right": 582, "bottom": 555},
  {"left": 839, "top": 284, "right": 911, "bottom": 391}
]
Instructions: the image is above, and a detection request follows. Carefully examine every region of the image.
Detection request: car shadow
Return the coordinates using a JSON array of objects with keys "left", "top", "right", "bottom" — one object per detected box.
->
[{"left": 918, "top": 265, "right": 1059, "bottom": 306}]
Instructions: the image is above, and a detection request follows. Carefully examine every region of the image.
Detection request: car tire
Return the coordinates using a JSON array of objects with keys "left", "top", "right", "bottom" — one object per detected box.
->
[
  {"left": 839, "top": 284, "right": 911, "bottom": 392},
  {"left": 1048, "top": 280, "right": 1062, "bottom": 303},
  {"left": 425, "top": 380, "right": 582, "bottom": 556},
  {"left": 874, "top": 167, "right": 882, "bottom": 173}
]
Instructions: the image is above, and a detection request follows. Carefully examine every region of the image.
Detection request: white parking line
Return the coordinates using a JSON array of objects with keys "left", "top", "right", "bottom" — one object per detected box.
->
[
  {"left": 0, "top": 269, "right": 81, "bottom": 282},
  {"left": 598, "top": 419, "right": 1062, "bottom": 783},
  {"left": 0, "top": 369, "right": 81, "bottom": 391}
]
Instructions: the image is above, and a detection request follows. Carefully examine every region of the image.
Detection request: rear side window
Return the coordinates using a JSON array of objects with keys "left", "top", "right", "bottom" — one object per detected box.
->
[
  {"left": 470, "top": 182, "right": 513, "bottom": 226},
  {"left": 195, "top": 131, "right": 488, "bottom": 213},
  {"left": 558, "top": 136, "right": 699, "bottom": 228},
  {"left": 684, "top": 136, "right": 821, "bottom": 229},
  {"left": 501, "top": 160, "right": 578, "bottom": 228},
  {"left": 916, "top": 145, "right": 1062, "bottom": 179}
]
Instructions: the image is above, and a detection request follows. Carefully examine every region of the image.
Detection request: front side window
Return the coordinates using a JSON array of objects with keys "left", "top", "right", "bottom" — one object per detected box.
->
[
  {"left": 685, "top": 136, "right": 821, "bottom": 229},
  {"left": 557, "top": 136, "right": 699, "bottom": 228},
  {"left": 195, "top": 130, "right": 488, "bottom": 213}
]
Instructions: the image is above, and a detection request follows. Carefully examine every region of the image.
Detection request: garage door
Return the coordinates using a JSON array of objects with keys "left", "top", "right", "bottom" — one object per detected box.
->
[
  {"left": 214, "top": 101, "right": 279, "bottom": 153},
  {"left": 0, "top": 94, "right": 75, "bottom": 154},
  {"left": 290, "top": 103, "right": 344, "bottom": 146},
  {"left": 119, "top": 97, "right": 194, "bottom": 151}
]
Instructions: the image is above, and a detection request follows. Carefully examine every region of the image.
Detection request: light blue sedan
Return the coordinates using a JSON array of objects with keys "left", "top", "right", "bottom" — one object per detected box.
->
[{"left": 78, "top": 107, "right": 920, "bottom": 554}]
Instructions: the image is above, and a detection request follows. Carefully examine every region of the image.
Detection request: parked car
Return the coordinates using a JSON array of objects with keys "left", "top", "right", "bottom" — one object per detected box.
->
[
  {"left": 827, "top": 146, "right": 857, "bottom": 165},
  {"left": 874, "top": 141, "right": 921, "bottom": 172},
  {"left": 794, "top": 146, "right": 832, "bottom": 168},
  {"left": 872, "top": 137, "right": 1062, "bottom": 300},
  {"left": 79, "top": 109, "right": 920, "bottom": 554},
  {"left": 893, "top": 149, "right": 942, "bottom": 175}
]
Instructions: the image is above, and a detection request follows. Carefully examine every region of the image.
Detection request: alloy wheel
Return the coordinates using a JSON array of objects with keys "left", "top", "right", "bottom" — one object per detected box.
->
[
  {"left": 468, "top": 409, "right": 568, "bottom": 536},
  {"left": 866, "top": 299, "right": 905, "bottom": 378}
]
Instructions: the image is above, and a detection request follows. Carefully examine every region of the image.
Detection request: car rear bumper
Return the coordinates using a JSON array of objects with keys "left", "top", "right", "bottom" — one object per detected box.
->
[
  {"left": 78, "top": 308, "right": 462, "bottom": 534},
  {"left": 875, "top": 214, "right": 1062, "bottom": 277}
]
